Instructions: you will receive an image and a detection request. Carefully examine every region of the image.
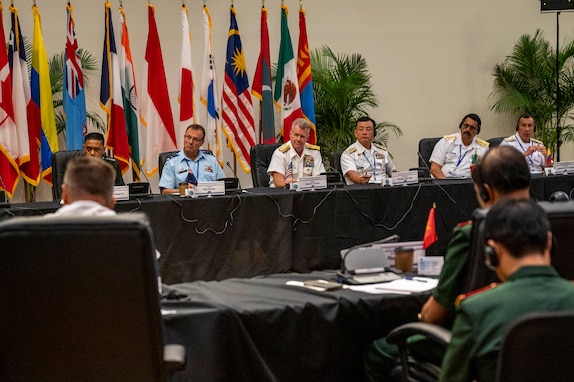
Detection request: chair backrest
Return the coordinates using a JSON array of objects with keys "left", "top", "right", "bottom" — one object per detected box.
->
[
  {"left": 540, "top": 201, "right": 574, "bottom": 280},
  {"left": 497, "top": 311, "right": 574, "bottom": 382},
  {"left": 51, "top": 150, "right": 83, "bottom": 200},
  {"left": 0, "top": 214, "right": 166, "bottom": 381},
  {"left": 463, "top": 208, "right": 500, "bottom": 293},
  {"left": 158, "top": 150, "right": 180, "bottom": 179},
  {"left": 418, "top": 137, "right": 442, "bottom": 170},
  {"left": 330, "top": 150, "right": 344, "bottom": 180},
  {"left": 487, "top": 136, "right": 505, "bottom": 148},
  {"left": 249, "top": 143, "right": 281, "bottom": 187}
]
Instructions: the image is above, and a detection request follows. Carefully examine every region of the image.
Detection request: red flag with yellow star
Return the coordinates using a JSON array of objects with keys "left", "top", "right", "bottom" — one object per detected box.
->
[{"left": 423, "top": 203, "right": 438, "bottom": 249}]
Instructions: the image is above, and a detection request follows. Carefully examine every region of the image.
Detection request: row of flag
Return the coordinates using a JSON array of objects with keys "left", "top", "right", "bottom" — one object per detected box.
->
[{"left": 0, "top": 2, "right": 318, "bottom": 199}]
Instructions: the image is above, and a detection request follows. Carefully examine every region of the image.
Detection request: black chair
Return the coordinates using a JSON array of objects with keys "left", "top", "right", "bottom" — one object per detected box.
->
[
  {"left": 249, "top": 143, "right": 281, "bottom": 187},
  {"left": 410, "top": 137, "right": 441, "bottom": 178},
  {"left": 487, "top": 136, "right": 505, "bottom": 148},
  {"left": 51, "top": 149, "right": 83, "bottom": 200},
  {"left": 0, "top": 214, "right": 185, "bottom": 381},
  {"left": 497, "top": 311, "right": 574, "bottom": 382},
  {"left": 330, "top": 150, "right": 344, "bottom": 180}
]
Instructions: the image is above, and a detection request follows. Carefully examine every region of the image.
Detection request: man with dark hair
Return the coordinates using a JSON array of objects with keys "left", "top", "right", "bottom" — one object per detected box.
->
[
  {"left": 48, "top": 156, "right": 116, "bottom": 216},
  {"left": 364, "top": 146, "right": 531, "bottom": 381},
  {"left": 267, "top": 118, "right": 325, "bottom": 188},
  {"left": 429, "top": 113, "right": 489, "bottom": 179},
  {"left": 83, "top": 132, "right": 125, "bottom": 186},
  {"left": 439, "top": 198, "right": 574, "bottom": 381},
  {"left": 159, "top": 124, "right": 225, "bottom": 194},
  {"left": 500, "top": 113, "right": 547, "bottom": 173},
  {"left": 340, "top": 116, "right": 395, "bottom": 185}
]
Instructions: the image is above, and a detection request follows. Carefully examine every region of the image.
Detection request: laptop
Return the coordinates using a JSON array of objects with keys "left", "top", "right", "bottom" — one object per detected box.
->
[{"left": 337, "top": 236, "right": 404, "bottom": 284}]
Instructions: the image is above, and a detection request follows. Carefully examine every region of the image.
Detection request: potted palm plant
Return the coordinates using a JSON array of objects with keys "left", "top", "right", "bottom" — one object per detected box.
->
[
  {"left": 311, "top": 46, "right": 401, "bottom": 165},
  {"left": 490, "top": 29, "right": 574, "bottom": 155}
]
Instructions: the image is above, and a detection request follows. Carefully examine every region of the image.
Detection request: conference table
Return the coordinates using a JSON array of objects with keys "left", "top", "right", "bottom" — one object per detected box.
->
[
  {"left": 161, "top": 271, "right": 430, "bottom": 381},
  {"left": 1, "top": 174, "right": 573, "bottom": 284}
]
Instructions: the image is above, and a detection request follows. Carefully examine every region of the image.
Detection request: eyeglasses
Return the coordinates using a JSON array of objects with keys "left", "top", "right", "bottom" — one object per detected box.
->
[
  {"left": 461, "top": 123, "right": 478, "bottom": 131},
  {"left": 184, "top": 135, "right": 204, "bottom": 143}
]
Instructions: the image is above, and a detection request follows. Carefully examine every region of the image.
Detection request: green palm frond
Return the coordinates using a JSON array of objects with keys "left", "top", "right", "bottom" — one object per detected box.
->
[
  {"left": 311, "top": 46, "right": 402, "bottom": 158},
  {"left": 490, "top": 29, "right": 574, "bottom": 153}
]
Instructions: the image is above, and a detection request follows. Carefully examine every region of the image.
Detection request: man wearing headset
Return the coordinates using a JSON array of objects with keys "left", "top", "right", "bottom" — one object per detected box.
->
[
  {"left": 440, "top": 198, "right": 574, "bottom": 381},
  {"left": 429, "top": 113, "right": 490, "bottom": 179},
  {"left": 364, "top": 146, "right": 532, "bottom": 381},
  {"left": 500, "top": 113, "right": 547, "bottom": 173}
]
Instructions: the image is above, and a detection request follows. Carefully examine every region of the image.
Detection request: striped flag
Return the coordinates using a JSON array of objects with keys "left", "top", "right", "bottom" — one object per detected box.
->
[
  {"left": 297, "top": 7, "right": 317, "bottom": 145},
  {"left": 251, "top": 6, "right": 275, "bottom": 144},
  {"left": 200, "top": 5, "right": 223, "bottom": 166},
  {"left": 179, "top": 4, "right": 199, "bottom": 146},
  {"left": 63, "top": 3, "right": 86, "bottom": 150},
  {"left": 274, "top": 5, "right": 303, "bottom": 141},
  {"left": 285, "top": 161, "right": 293, "bottom": 182},
  {"left": 0, "top": 3, "right": 20, "bottom": 197},
  {"left": 32, "top": 4, "right": 58, "bottom": 185},
  {"left": 119, "top": 6, "right": 142, "bottom": 181},
  {"left": 141, "top": 3, "right": 176, "bottom": 177},
  {"left": 9, "top": 4, "right": 40, "bottom": 187},
  {"left": 221, "top": 6, "right": 256, "bottom": 173},
  {"left": 100, "top": 1, "right": 129, "bottom": 174}
]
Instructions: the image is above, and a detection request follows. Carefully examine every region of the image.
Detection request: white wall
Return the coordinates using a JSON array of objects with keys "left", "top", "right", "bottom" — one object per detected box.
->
[{"left": 7, "top": 0, "right": 574, "bottom": 201}]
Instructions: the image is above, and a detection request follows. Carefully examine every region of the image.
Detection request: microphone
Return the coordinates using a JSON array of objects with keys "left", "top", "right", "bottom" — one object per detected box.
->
[
  {"left": 131, "top": 160, "right": 153, "bottom": 193},
  {"left": 0, "top": 175, "right": 10, "bottom": 207},
  {"left": 225, "top": 162, "right": 242, "bottom": 190}
]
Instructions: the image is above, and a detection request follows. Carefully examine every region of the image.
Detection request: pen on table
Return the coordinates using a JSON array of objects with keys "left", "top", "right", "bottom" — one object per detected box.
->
[{"left": 405, "top": 277, "right": 428, "bottom": 283}]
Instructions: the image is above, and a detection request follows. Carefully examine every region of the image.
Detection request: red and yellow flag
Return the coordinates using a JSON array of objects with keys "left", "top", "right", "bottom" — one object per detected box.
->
[{"left": 423, "top": 203, "right": 438, "bottom": 249}]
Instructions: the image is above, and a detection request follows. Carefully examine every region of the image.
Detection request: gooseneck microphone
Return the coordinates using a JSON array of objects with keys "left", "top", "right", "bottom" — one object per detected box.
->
[
  {"left": 341, "top": 234, "right": 400, "bottom": 274},
  {"left": 225, "top": 162, "right": 242, "bottom": 190}
]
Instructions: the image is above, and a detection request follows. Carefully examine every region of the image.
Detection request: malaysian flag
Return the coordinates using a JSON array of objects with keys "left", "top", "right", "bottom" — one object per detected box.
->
[{"left": 221, "top": 6, "right": 256, "bottom": 173}]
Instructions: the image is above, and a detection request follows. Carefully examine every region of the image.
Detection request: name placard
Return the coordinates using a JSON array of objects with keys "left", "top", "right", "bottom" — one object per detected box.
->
[
  {"left": 193, "top": 181, "right": 225, "bottom": 197},
  {"left": 554, "top": 161, "right": 574, "bottom": 175},
  {"left": 292, "top": 175, "right": 327, "bottom": 191},
  {"left": 113, "top": 186, "right": 130, "bottom": 201},
  {"left": 392, "top": 170, "right": 419, "bottom": 185}
]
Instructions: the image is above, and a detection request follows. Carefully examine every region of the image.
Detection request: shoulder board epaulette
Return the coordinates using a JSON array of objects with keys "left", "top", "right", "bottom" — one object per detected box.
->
[
  {"left": 345, "top": 146, "right": 357, "bottom": 154},
  {"left": 444, "top": 134, "right": 456, "bottom": 141},
  {"left": 456, "top": 220, "right": 472, "bottom": 228},
  {"left": 455, "top": 282, "right": 499, "bottom": 307},
  {"left": 476, "top": 138, "right": 489, "bottom": 148},
  {"left": 373, "top": 142, "right": 387, "bottom": 150},
  {"left": 531, "top": 138, "right": 543, "bottom": 145},
  {"left": 504, "top": 136, "right": 515, "bottom": 142},
  {"left": 305, "top": 143, "right": 320, "bottom": 150},
  {"left": 279, "top": 143, "right": 291, "bottom": 153}
]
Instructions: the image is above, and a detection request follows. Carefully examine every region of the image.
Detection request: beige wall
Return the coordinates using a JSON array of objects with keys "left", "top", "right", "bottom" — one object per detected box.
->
[{"left": 8, "top": 0, "right": 574, "bottom": 201}]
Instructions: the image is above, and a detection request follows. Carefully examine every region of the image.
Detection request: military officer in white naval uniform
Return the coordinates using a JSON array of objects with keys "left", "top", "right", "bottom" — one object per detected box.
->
[
  {"left": 430, "top": 113, "right": 489, "bottom": 179},
  {"left": 340, "top": 116, "right": 395, "bottom": 185},
  {"left": 500, "top": 113, "right": 546, "bottom": 173},
  {"left": 267, "top": 118, "right": 325, "bottom": 188}
]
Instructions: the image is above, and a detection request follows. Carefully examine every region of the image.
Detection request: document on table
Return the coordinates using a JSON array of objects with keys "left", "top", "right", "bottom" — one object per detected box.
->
[{"left": 348, "top": 277, "right": 438, "bottom": 294}]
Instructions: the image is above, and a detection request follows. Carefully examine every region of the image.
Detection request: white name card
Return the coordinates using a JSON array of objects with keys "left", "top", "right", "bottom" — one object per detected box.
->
[
  {"left": 554, "top": 161, "right": 574, "bottom": 175},
  {"left": 292, "top": 175, "right": 328, "bottom": 191},
  {"left": 113, "top": 186, "right": 129, "bottom": 201},
  {"left": 392, "top": 170, "right": 419, "bottom": 185},
  {"left": 193, "top": 181, "right": 225, "bottom": 197}
]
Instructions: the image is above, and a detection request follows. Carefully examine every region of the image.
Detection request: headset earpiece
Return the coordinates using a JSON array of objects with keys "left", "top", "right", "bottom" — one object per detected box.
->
[
  {"left": 484, "top": 245, "right": 498, "bottom": 268},
  {"left": 479, "top": 186, "right": 490, "bottom": 203}
]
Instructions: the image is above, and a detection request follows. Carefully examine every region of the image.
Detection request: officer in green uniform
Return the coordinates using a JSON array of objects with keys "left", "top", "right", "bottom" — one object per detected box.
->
[
  {"left": 440, "top": 198, "right": 574, "bottom": 382},
  {"left": 364, "top": 146, "right": 532, "bottom": 381}
]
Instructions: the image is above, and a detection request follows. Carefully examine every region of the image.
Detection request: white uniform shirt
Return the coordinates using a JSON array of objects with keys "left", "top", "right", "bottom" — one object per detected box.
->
[
  {"left": 267, "top": 142, "right": 326, "bottom": 188},
  {"left": 340, "top": 141, "right": 395, "bottom": 185},
  {"left": 46, "top": 200, "right": 116, "bottom": 217},
  {"left": 429, "top": 132, "right": 489, "bottom": 178},
  {"left": 500, "top": 133, "right": 545, "bottom": 173}
]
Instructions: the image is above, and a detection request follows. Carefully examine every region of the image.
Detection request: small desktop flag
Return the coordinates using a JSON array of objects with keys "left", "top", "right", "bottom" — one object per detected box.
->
[
  {"left": 285, "top": 161, "right": 293, "bottom": 182},
  {"left": 423, "top": 203, "right": 438, "bottom": 249}
]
